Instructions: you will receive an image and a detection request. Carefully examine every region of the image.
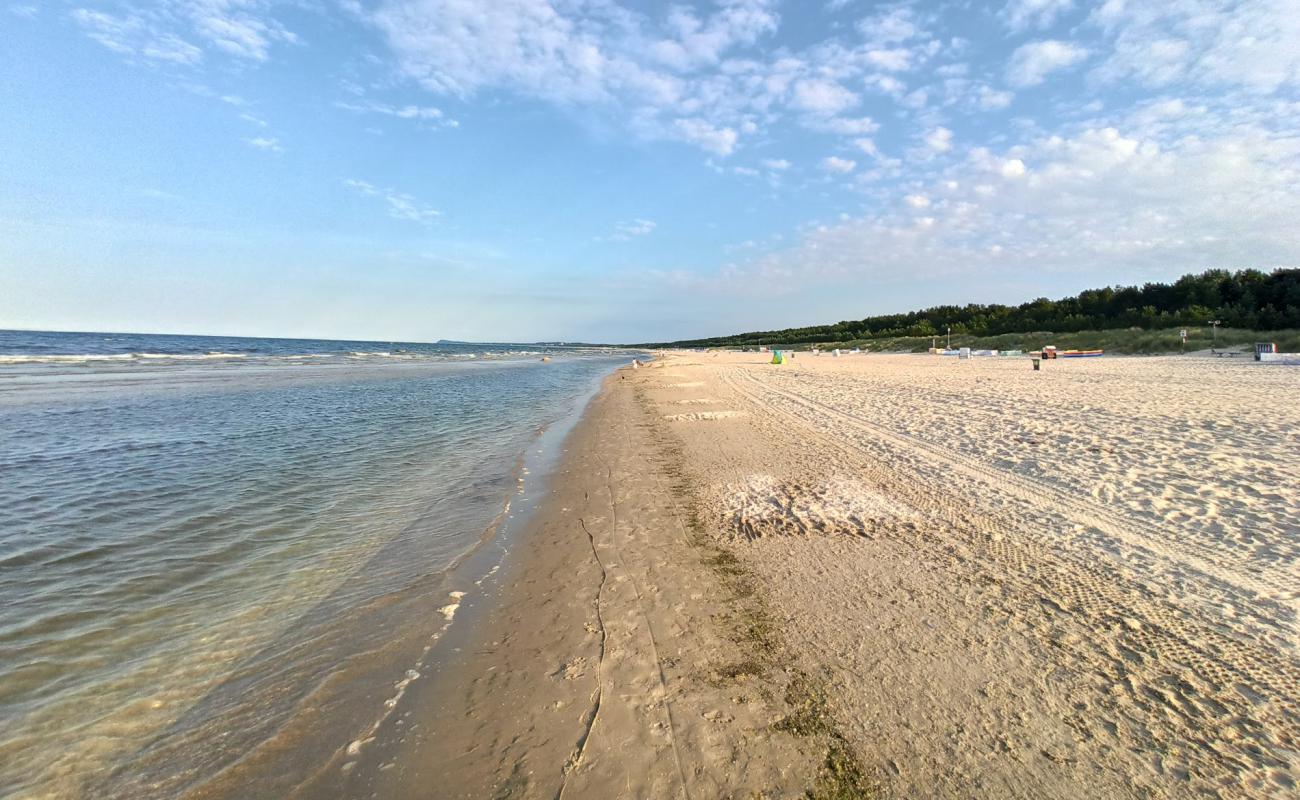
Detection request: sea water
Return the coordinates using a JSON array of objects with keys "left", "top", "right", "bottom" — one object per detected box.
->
[{"left": 0, "top": 330, "right": 630, "bottom": 799}]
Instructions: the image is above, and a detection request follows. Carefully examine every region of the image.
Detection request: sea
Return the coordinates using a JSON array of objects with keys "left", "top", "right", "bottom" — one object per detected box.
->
[{"left": 0, "top": 330, "right": 636, "bottom": 799}]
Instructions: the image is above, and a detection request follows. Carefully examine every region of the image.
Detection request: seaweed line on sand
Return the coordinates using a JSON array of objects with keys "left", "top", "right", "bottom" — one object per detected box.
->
[{"left": 635, "top": 384, "right": 877, "bottom": 800}]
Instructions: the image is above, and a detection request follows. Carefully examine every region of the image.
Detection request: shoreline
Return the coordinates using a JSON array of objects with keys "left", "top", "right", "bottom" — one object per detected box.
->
[
  {"left": 168, "top": 361, "right": 624, "bottom": 800},
  {"left": 199, "top": 350, "right": 1297, "bottom": 799},
  {"left": 304, "top": 367, "right": 840, "bottom": 798}
]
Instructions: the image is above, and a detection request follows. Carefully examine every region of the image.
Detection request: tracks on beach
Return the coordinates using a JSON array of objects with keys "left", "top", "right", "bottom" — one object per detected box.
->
[
  {"left": 560, "top": 400, "right": 691, "bottom": 800},
  {"left": 718, "top": 363, "right": 1300, "bottom": 791}
]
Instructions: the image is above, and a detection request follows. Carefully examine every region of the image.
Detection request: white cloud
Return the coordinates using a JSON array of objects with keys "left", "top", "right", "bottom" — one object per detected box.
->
[
  {"left": 70, "top": 2, "right": 296, "bottom": 64},
  {"left": 977, "top": 85, "right": 1013, "bottom": 110},
  {"left": 702, "top": 125, "right": 1300, "bottom": 288},
  {"left": 857, "top": 7, "right": 922, "bottom": 45},
  {"left": 70, "top": 8, "right": 132, "bottom": 50},
  {"left": 790, "top": 78, "right": 859, "bottom": 114},
  {"left": 1007, "top": 39, "right": 1089, "bottom": 87},
  {"left": 335, "top": 100, "right": 457, "bottom": 128},
  {"left": 673, "top": 118, "right": 738, "bottom": 156},
  {"left": 1002, "top": 0, "right": 1074, "bottom": 32},
  {"left": 142, "top": 32, "right": 204, "bottom": 64},
  {"left": 343, "top": 178, "right": 380, "bottom": 195},
  {"left": 924, "top": 126, "right": 954, "bottom": 152},
  {"left": 865, "top": 73, "right": 906, "bottom": 95},
  {"left": 904, "top": 193, "right": 930, "bottom": 208},
  {"left": 353, "top": 0, "right": 934, "bottom": 156},
  {"left": 852, "top": 137, "right": 902, "bottom": 171},
  {"left": 72, "top": 9, "right": 169, "bottom": 59},
  {"left": 1090, "top": 1, "right": 1300, "bottom": 93},
  {"left": 610, "top": 219, "right": 657, "bottom": 240},
  {"left": 10, "top": 4, "right": 38, "bottom": 18},
  {"left": 865, "top": 48, "right": 912, "bottom": 72},
  {"left": 195, "top": 14, "right": 271, "bottom": 61},
  {"left": 244, "top": 136, "right": 282, "bottom": 152},
  {"left": 821, "top": 156, "right": 857, "bottom": 173},
  {"left": 852, "top": 138, "right": 879, "bottom": 156},
  {"left": 902, "top": 87, "right": 928, "bottom": 109},
  {"left": 761, "top": 158, "right": 791, "bottom": 170},
  {"left": 344, "top": 178, "right": 442, "bottom": 225},
  {"left": 807, "top": 115, "right": 880, "bottom": 135},
  {"left": 367, "top": 0, "right": 615, "bottom": 101},
  {"left": 649, "top": 2, "right": 779, "bottom": 70}
]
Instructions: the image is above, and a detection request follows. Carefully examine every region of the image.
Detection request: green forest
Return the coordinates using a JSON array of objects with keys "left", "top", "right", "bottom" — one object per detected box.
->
[{"left": 651, "top": 269, "right": 1300, "bottom": 349}]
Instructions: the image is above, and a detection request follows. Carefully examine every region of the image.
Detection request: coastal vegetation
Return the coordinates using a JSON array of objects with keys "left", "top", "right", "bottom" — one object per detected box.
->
[{"left": 651, "top": 269, "right": 1300, "bottom": 351}]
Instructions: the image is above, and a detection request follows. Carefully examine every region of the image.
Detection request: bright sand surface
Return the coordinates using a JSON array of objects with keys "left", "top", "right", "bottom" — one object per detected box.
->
[{"left": 302, "top": 351, "right": 1298, "bottom": 799}]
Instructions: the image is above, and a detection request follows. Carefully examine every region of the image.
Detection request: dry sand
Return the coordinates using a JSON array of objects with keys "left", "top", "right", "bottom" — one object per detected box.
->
[
  {"left": 308, "top": 351, "right": 1299, "bottom": 799},
  {"left": 646, "top": 351, "right": 1300, "bottom": 799}
]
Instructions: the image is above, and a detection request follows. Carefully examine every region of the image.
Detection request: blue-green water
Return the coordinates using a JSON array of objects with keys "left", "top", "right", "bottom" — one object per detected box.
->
[{"left": 0, "top": 331, "right": 630, "bottom": 799}]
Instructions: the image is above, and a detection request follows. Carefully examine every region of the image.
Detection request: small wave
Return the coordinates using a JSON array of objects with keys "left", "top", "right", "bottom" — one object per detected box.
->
[
  {"left": 133, "top": 352, "right": 248, "bottom": 360},
  {"left": 0, "top": 354, "right": 137, "bottom": 364},
  {"left": 0, "top": 352, "right": 250, "bottom": 365}
]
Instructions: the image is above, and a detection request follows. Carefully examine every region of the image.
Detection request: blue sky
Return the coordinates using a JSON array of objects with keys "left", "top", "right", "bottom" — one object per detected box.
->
[{"left": 2, "top": 0, "right": 1297, "bottom": 343}]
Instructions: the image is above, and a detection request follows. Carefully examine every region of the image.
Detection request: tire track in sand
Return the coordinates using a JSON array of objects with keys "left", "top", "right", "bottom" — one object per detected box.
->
[
  {"left": 738, "top": 366, "right": 1295, "bottom": 624},
  {"left": 718, "top": 364, "right": 1300, "bottom": 793}
]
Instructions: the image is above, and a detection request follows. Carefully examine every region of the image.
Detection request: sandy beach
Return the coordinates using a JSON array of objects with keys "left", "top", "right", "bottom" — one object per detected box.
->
[
  {"left": 304, "top": 351, "right": 1298, "bottom": 799},
  {"left": 12, "top": 0, "right": 1300, "bottom": 794}
]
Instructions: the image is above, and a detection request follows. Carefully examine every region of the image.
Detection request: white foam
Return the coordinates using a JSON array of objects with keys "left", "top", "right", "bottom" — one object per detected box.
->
[{"left": 438, "top": 589, "right": 465, "bottom": 620}]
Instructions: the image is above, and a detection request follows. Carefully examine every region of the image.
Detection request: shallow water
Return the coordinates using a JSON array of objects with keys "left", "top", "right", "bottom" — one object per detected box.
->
[{"left": 0, "top": 331, "right": 629, "bottom": 799}]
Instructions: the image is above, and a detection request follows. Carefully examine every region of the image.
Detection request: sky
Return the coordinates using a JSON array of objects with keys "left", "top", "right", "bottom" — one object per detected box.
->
[{"left": 1, "top": 0, "right": 1298, "bottom": 343}]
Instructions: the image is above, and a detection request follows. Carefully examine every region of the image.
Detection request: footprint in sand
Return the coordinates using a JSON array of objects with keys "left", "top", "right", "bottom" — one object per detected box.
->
[
  {"left": 720, "top": 475, "right": 916, "bottom": 540},
  {"left": 557, "top": 657, "right": 587, "bottom": 680},
  {"left": 664, "top": 411, "right": 747, "bottom": 421}
]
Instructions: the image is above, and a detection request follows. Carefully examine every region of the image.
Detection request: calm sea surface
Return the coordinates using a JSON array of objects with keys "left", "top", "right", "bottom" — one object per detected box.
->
[{"left": 0, "top": 330, "right": 631, "bottom": 799}]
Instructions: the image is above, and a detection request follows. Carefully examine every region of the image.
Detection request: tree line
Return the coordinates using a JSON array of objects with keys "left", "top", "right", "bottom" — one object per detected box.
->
[{"left": 647, "top": 269, "right": 1300, "bottom": 348}]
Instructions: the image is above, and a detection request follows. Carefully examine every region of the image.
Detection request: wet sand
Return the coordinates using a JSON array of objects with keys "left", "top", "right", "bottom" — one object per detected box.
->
[
  {"left": 315, "top": 352, "right": 1299, "bottom": 798},
  {"left": 304, "top": 371, "right": 832, "bottom": 798}
]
